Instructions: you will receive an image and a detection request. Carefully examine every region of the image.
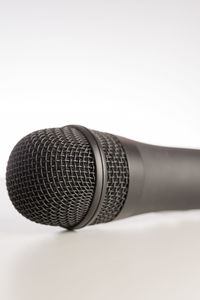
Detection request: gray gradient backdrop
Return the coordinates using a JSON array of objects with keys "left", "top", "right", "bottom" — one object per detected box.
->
[{"left": 1, "top": 1, "right": 200, "bottom": 299}]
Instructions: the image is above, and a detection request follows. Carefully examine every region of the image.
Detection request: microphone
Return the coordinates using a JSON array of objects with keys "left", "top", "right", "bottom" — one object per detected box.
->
[{"left": 6, "top": 125, "right": 200, "bottom": 230}]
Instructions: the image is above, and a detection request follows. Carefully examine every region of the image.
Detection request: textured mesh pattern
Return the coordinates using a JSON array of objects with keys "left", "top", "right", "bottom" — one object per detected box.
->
[
  {"left": 92, "top": 131, "right": 129, "bottom": 224},
  {"left": 6, "top": 126, "right": 129, "bottom": 228},
  {"left": 6, "top": 127, "right": 96, "bottom": 228}
]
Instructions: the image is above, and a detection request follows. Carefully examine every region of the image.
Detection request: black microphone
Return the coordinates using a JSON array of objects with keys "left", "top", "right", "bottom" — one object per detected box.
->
[{"left": 6, "top": 125, "right": 200, "bottom": 230}]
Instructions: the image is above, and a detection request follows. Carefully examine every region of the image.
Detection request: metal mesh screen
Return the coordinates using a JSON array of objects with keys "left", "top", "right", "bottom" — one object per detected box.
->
[
  {"left": 6, "top": 126, "right": 96, "bottom": 228},
  {"left": 6, "top": 126, "right": 129, "bottom": 228},
  {"left": 92, "top": 130, "right": 129, "bottom": 224}
]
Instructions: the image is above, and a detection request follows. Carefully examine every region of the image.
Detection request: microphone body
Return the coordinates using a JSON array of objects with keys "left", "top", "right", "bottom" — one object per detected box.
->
[
  {"left": 6, "top": 125, "right": 200, "bottom": 229},
  {"left": 117, "top": 136, "right": 200, "bottom": 220}
]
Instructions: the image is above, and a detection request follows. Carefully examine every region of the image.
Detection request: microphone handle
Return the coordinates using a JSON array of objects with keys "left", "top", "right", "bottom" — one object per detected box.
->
[{"left": 116, "top": 136, "right": 200, "bottom": 219}]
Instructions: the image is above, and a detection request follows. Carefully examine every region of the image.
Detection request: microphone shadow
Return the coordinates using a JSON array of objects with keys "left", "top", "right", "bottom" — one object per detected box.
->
[{"left": 10, "top": 211, "right": 200, "bottom": 300}]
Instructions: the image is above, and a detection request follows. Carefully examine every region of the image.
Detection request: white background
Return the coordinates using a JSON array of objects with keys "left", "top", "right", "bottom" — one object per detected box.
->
[{"left": 1, "top": 0, "right": 200, "bottom": 299}]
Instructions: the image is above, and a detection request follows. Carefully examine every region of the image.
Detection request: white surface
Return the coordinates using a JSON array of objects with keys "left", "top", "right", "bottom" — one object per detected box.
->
[
  {"left": 1, "top": 177, "right": 200, "bottom": 300},
  {"left": 1, "top": 0, "right": 200, "bottom": 299}
]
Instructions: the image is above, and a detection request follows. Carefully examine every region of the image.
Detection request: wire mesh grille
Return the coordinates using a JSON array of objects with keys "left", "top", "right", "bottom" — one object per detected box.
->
[
  {"left": 6, "top": 127, "right": 96, "bottom": 228},
  {"left": 6, "top": 126, "right": 129, "bottom": 228},
  {"left": 92, "top": 131, "right": 129, "bottom": 224}
]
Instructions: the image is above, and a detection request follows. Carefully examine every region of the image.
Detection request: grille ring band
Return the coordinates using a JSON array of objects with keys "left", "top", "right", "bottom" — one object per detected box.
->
[{"left": 68, "top": 125, "right": 107, "bottom": 229}]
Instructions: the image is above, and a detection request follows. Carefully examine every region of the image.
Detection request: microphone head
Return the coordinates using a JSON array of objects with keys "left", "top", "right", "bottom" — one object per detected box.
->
[{"left": 6, "top": 125, "right": 129, "bottom": 229}]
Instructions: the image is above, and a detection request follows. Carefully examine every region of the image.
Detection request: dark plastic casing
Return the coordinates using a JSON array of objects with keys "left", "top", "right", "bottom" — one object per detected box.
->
[{"left": 117, "top": 136, "right": 200, "bottom": 220}]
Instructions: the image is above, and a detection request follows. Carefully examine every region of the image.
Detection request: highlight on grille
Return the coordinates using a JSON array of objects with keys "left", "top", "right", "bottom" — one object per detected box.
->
[{"left": 6, "top": 126, "right": 129, "bottom": 229}]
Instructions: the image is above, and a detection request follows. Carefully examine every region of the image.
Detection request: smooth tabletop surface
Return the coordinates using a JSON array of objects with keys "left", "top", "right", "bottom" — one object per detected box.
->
[{"left": 1, "top": 179, "right": 200, "bottom": 300}]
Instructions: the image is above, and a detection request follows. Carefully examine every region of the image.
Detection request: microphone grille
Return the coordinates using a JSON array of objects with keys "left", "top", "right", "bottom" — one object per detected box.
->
[
  {"left": 91, "top": 130, "right": 129, "bottom": 224},
  {"left": 6, "top": 127, "right": 96, "bottom": 228},
  {"left": 6, "top": 126, "right": 129, "bottom": 228}
]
